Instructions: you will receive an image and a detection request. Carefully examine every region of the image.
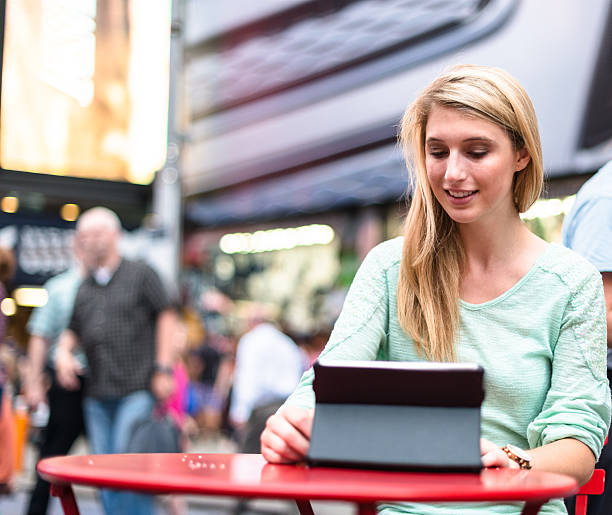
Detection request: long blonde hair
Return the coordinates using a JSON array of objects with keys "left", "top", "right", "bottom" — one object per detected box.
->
[{"left": 397, "top": 64, "right": 543, "bottom": 361}]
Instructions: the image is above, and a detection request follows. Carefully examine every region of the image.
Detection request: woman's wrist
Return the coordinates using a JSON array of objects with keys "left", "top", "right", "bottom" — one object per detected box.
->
[{"left": 501, "top": 444, "right": 533, "bottom": 470}]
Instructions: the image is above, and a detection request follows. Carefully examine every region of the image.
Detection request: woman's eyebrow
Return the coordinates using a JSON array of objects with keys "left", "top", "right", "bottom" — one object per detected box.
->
[
  {"left": 425, "top": 136, "right": 494, "bottom": 144},
  {"left": 463, "top": 137, "right": 494, "bottom": 143}
]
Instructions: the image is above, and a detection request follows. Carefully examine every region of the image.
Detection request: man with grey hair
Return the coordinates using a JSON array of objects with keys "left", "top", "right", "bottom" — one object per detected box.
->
[{"left": 55, "top": 207, "right": 176, "bottom": 515}]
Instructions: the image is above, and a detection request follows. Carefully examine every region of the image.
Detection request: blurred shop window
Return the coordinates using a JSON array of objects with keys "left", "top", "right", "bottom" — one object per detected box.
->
[
  {"left": 0, "top": 218, "right": 75, "bottom": 286},
  {"left": 18, "top": 225, "right": 73, "bottom": 277},
  {"left": 242, "top": 242, "right": 341, "bottom": 334},
  {"left": 0, "top": 0, "right": 171, "bottom": 184},
  {"left": 521, "top": 196, "right": 575, "bottom": 243}
]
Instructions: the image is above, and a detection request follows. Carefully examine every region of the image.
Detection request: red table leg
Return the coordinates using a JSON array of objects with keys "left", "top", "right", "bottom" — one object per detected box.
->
[
  {"left": 357, "top": 503, "right": 377, "bottom": 515},
  {"left": 575, "top": 495, "right": 588, "bottom": 515},
  {"left": 521, "top": 500, "right": 545, "bottom": 515},
  {"left": 295, "top": 499, "right": 315, "bottom": 514},
  {"left": 49, "top": 483, "right": 81, "bottom": 515}
]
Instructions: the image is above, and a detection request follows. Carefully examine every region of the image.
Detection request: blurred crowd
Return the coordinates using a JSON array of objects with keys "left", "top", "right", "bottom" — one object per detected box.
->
[
  {"left": 0, "top": 206, "right": 332, "bottom": 515},
  {"left": 172, "top": 294, "right": 329, "bottom": 447}
]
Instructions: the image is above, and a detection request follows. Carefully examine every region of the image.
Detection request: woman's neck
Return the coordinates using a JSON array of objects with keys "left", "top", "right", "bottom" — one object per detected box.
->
[
  {"left": 458, "top": 215, "right": 535, "bottom": 271},
  {"left": 458, "top": 217, "right": 547, "bottom": 303}
]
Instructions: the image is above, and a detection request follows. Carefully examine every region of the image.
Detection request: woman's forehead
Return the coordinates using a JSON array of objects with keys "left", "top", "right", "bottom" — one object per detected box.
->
[{"left": 425, "top": 104, "right": 508, "bottom": 142}]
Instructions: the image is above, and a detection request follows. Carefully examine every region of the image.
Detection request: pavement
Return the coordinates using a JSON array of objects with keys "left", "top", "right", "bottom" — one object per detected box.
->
[{"left": 0, "top": 433, "right": 353, "bottom": 514}]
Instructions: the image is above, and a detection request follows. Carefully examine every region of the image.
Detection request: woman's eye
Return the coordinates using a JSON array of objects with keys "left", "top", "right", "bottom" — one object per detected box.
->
[
  {"left": 428, "top": 150, "right": 447, "bottom": 158},
  {"left": 468, "top": 149, "right": 488, "bottom": 158}
]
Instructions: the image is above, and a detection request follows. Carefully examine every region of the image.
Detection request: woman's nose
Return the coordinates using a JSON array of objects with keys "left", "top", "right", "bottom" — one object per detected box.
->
[{"left": 444, "top": 153, "right": 467, "bottom": 182}]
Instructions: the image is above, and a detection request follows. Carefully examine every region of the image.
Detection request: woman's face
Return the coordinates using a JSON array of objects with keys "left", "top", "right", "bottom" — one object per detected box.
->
[{"left": 424, "top": 104, "right": 530, "bottom": 227}]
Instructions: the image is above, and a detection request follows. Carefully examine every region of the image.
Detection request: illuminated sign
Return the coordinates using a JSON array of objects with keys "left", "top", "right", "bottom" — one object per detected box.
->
[
  {"left": 219, "top": 224, "right": 335, "bottom": 254},
  {"left": 0, "top": 0, "right": 171, "bottom": 185}
]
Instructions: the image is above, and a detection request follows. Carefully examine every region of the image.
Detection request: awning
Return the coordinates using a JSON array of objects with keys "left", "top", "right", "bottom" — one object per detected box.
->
[{"left": 185, "top": 144, "right": 409, "bottom": 227}]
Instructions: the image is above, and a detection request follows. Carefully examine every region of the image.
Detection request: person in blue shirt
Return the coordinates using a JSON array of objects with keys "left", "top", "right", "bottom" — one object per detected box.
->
[
  {"left": 23, "top": 242, "right": 87, "bottom": 515},
  {"left": 562, "top": 159, "right": 612, "bottom": 515}
]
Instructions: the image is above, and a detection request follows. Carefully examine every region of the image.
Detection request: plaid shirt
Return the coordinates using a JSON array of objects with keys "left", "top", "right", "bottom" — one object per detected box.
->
[{"left": 69, "top": 259, "right": 171, "bottom": 398}]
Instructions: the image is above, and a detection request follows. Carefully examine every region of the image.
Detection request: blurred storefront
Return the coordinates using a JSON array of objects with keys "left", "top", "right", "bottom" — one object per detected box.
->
[{"left": 182, "top": 208, "right": 401, "bottom": 334}]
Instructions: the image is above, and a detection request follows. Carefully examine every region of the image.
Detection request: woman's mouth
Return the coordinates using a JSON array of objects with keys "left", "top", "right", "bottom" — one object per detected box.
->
[{"left": 447, "top": 190, "right": 477, "bottom": 198}]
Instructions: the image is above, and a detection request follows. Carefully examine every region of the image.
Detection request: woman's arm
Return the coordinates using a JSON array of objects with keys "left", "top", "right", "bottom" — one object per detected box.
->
[
  {"left": 526, "top": 261, "right": 609, "bottom": 485},
  {"left": 528, "top": 439, "right": 595, "bottom": 485},
  {"left": 481, "top": 437, "right": 596, "bottom": 485}
]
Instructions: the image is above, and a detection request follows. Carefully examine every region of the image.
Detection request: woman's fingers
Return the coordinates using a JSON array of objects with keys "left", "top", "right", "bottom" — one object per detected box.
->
[
  {"left": 262, "top": 412, "right": 309, "bottom": 459},
  {"left": 283, "top": 406, "right": 314, "bottom": 439},
  {"left": 261, "top": 445, "right": 286, "bottom": 464},
  {"left": 261, "top": 428, "right": 303, "bottom": 463},
  {"left": 481, "top": 448, "right": 508, "bottom": 468},
  {"left": 261, "top": 407, "right": 314, "bottom": 463},
  {"left": 480, "top": 438, "right": 514, "bottom": 469},
  {"left": 480, "top": 438, "right": 497, "bottom": 456}
]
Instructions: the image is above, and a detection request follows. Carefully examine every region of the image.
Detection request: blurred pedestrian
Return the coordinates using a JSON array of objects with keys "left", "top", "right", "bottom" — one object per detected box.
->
[
  {"left": 230, "top": 303, "right": 305, "bottom": 453},
  {"left": 184, "top": 345, "right": 226, "bottom": 436},
  {"left": 0, "top": 246, "right": 15, "bottom": 494},
  {"left": 562, "top": 159, "right": 612, "bottom": 515},
  {"left": 55, "top": 207, "right": 176, "bottom": 515},
  {"left": 23, "top": 238, "right": 88, "bottom": 515},
  {"left": 155, "top": 316, "right": 190, "bottom": 515}
]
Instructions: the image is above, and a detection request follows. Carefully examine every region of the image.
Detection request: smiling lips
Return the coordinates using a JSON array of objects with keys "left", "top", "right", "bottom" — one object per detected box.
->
[{"left": 447, "top": 189, "right": 478, "bottom": 199}]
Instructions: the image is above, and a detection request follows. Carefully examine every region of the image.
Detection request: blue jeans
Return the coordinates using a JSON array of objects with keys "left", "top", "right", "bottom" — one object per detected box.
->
[{"left": 84, "top": 390, "right": 155, "bottom": 515}]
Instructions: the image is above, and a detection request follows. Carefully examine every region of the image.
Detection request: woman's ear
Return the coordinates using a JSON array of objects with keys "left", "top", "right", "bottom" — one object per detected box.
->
[{"left": 515, "top": 147, "right": 530, "bottom": 172}]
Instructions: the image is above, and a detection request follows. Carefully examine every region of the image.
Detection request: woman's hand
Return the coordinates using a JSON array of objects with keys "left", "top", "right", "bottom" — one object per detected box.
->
[
  {"left": 480, "top": 438, "right": 519, "bottom": 469},
  {"left": 261, "top": 406, "right": 314, "bottom": 464}
]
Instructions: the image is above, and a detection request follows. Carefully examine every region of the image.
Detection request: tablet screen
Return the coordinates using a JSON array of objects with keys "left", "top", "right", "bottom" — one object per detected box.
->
[{"left": 312, "top": 359, "right": 485, "bottom": 407}]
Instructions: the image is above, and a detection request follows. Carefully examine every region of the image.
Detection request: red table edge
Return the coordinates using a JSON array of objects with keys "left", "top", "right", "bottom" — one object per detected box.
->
[{"left": 37, "top": 454, "right": 579, "bottom": 505}]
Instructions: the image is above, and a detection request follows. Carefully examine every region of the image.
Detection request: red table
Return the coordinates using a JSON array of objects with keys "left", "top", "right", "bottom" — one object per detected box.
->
[{"left": 38, "top": 453, "right": 578, "bottom": 515}]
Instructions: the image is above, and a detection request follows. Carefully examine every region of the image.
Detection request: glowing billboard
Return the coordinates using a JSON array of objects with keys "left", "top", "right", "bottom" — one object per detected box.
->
[{"left": 0, "top": 0, "right": 171, "bottom": 184}]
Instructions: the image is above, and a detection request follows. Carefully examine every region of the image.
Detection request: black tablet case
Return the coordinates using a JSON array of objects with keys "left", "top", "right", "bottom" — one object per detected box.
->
[{"left": 306, "top": 360, "right": 485, "bottom": 472}]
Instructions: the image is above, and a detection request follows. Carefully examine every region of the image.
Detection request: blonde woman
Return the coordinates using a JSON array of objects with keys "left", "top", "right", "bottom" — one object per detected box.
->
[{"left": 260, "top": 65, "right": 611, "bottom": 514}]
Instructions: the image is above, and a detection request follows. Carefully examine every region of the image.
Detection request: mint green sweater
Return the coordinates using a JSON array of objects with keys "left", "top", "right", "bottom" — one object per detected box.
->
[{"left": 286, "top": 238, "right": 611, "bottom": 514}]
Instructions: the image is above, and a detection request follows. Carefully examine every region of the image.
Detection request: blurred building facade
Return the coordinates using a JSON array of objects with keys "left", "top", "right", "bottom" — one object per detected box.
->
[{"left": 179, "top": 0, "right": 612, "bottom": 331}]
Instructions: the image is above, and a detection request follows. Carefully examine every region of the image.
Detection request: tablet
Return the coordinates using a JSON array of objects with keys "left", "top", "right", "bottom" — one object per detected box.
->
[{"left": 306, "top": 359, "right": 485, "bottom": 472}]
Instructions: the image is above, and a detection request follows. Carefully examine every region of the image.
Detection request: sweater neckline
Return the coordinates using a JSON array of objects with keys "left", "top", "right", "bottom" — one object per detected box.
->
[{"left": 459, "top": 243, "right": 554, "bottom": 310}]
